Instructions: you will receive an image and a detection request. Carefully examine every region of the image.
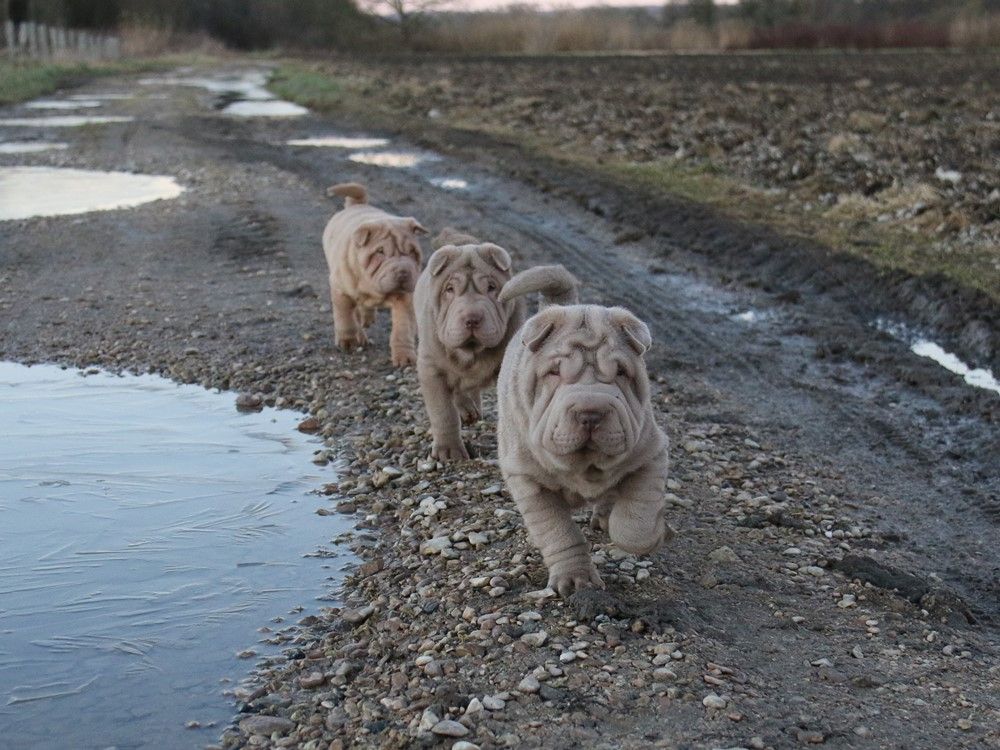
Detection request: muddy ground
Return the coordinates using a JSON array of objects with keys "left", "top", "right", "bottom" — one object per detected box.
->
[
  {"left": 0, "top": 63, "right": 998, "bottom": 750},
  {"left": 284, "top": 50, "right": 1000, "bottom": 372}
]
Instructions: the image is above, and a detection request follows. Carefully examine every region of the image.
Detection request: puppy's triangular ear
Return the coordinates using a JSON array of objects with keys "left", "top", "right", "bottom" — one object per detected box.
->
[
  {"left": 428, "top": 246, "right": 460, "bottom": 277},
  {"left": 406, "top": 218, "right": 429, "bottom": 235},
  {"left": 476, "top": 243, "right": 511, "bottom": 272},
  {"left": 353, "top": 221, "right": 380, "bottom": 247},
  {"left": 522, "top": 308, "right": 565, "bottom": 352},
  {"left": 611, "top": 308, "right": 652, "bottom": 355}
]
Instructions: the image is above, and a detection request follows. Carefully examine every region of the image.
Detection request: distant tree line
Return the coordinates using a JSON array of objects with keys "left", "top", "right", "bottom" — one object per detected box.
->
[
  {"left": 670, "top": 0, "right": 1000, "bottom": 27},
  {"left": 2, "top": 0, "right": 375, "bottom": 48}
]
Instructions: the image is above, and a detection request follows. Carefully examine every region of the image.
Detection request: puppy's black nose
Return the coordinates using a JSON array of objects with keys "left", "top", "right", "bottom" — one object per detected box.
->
[
  {"left": 464, "top": 314, "right": 483, "bottom": 330},
  {"left": 575, "top": 410, "right": 605, "bottom": 430}
]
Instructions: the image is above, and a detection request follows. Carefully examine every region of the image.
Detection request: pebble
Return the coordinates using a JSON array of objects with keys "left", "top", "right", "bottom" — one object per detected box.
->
[
  {"left": 520, "top": 630, "right": 548, "bottom": 647},
  {"left": 702, "top": 693, "right": 728, "bottom": 710},
  {"left": 341, "top": 605, "right": 374, "bottom": 625},
  {"left": 452, "top": 743, "right": 480, "bottom": 750},
  {"left": 482, "top": 695, "right": 506, "bottom": 710},
  {"left": 518, "top": 674, "right": 541, "bottom": 693},
  {"left": 239, "top": 715, "right": 295, "bottom": 735},
  {"left": 432, "top": 719, "right": 470, "bottom": 737},
  {"left": 559, "top": 650, "right": 577, "bottom": 663},
  {"left": 420, "top": 536, "right": 452, "bottom": 555}
]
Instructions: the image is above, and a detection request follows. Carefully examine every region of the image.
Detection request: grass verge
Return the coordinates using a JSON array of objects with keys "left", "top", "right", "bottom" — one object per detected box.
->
[{"left": 0, "top": 59, "right": 171, "bottom": 105}]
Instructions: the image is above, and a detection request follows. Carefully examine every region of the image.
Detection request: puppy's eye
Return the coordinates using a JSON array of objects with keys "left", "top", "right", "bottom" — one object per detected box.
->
[
  {"left": 616, "top": 363, "right": 628, "bottom": 377},
  {"left": 547, "top": 363, "right": 561, "bottom": 377},
  {"left": 374, "top": 248, "right": 385, "bottom": 256},
  {"left": 487, "top": 281, "right": 498, "bottom": 293},
  {"left": 444, "top": 284, "right": 455, "bottom": 294}
]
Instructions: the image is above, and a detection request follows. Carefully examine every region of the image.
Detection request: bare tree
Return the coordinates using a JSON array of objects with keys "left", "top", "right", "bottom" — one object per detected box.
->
[{"left": 362, "top": 0, "right": 446, "bottom": 44}]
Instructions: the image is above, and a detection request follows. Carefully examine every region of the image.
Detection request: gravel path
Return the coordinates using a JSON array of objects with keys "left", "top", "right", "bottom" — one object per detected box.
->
[{"left": 1, "top": 66, "right": 998, "bottom": 750}]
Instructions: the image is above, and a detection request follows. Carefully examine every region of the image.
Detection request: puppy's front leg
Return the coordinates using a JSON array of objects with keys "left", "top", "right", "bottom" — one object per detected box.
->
[
  {"left": 605, "top": 454, "right": 672, "bottom": 556},
  {"left": 388, "top": 294, "right": 417, "bottom": 367},
  {"left": 419, "top": 362, "right": 468, "bottom": 460},
  {"left": 507, "top": 474, "right": 603, "bottom": 597},
  {"left": 331, "top": 284, "right": 367, "bottom": 350}
]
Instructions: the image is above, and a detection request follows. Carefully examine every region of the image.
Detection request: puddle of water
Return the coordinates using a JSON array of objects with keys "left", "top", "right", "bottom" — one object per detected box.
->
[
  {"left": 222, "top": 100, "right": 308, "bottom": 118},
  {"left": 875, "top": 318, "right": 1000, "bottom": 395},
  {"left": 141, "top": 73, "right": 273, "bottom": 101},
  {"left": 0, "top": 141, "right": 68, "bottom": 154},
  {"left": 0, "top": 167, "right": 184, "bottom": 221},
  {"left": 287, "top": 135, "right": 389, "bottom": 149},
  {"left": 70, "top": 93, "right": 132, "bottom": 101},
  {"left": 0, "top": 362, "right": 349, "bottom": 750},
  {"left": 0, "top": 115, "right": 133, "bottom": 127},
  {"left": 429, "top": 177, "right": 469, "bottom": 190},
  {"left": 25, "top": 99, "right": 102, "bottom": 110},
  {"left": 348, "top": 151, "right": 437, "bottom": 168}
]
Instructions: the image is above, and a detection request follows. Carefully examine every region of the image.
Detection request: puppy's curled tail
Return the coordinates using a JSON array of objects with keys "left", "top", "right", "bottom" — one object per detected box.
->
[
  {"left": 499, "top": 265, "right": 579, "bottom": 307},
  {"left": 327, "top": 182, "right": 368, "bottom": 206},
  {"left": 433, "top": 226, "right": 480, "bottom": 250}
]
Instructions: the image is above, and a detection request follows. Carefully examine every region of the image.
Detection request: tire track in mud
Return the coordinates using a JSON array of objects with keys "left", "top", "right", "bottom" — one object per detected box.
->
[{"left": 182, "top": 116, "right": 1000, "bottom": 625}]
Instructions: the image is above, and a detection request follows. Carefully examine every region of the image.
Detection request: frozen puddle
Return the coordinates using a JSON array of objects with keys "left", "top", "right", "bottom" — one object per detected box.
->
[
  {"left": 430, "top": 177, "right": 469, "bottom": 190},
  {"left": 911, "top": 341, "right": 1000, "bottom": 394},
  {"left": 288, "top": 135, "right": 389, "bottom": 149},
  {"left": 0, "top": 115, "right": 132, "bottom": 127},
  {"left": 876, "top": 319, "right": 1000, "bottom": 395},
  {"left": 0, "top": 141, "right": 68, "bottom": 154},
  {"left": 348, "top": 151, "right": 438, "bottom": 168},
  {"left": 0, "top": 362, "right": 348, "bottom": 750},
  {"left": 222, "top": 100, "right": 308, "bottom": 118},
  {"left": 0, "top": 167, "right": 183, "bottom": 221},
  {"left": 25, "top": 99, "right": 102, "bottom": 110}
]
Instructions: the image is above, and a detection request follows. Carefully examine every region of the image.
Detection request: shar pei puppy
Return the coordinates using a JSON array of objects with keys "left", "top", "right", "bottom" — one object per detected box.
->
[
  {"left": 414, "top": 229, "right": 578, "bottom": 460},
  {"left": 322, "top": 183, "right": 427, "bottom": 367},
  {"left": 497, "top": 304, "right": 671, "bottom": 596}
]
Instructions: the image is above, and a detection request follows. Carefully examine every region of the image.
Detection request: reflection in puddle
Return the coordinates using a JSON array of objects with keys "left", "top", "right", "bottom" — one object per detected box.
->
[
  {"left": 0, "top": 362, "right": 348, "bottom": 749},
  {"left": 25, "top": 99, "right": 102, "bottom": 110},
  {"left": 0, "top": 167, "right": 184, "bottom": 221},
  {"left": 0, "top": 115, "right": 133, "bottom": 127},
  {"left": 288, "top": 135, "right": 389, "bottom": 148},
  {"left": 222, "top": 100, "right": 308, "bottom": 118},
  {"left": 71, "top": 93, "right": 132, "bottom": 101},
  {"left": 0, "top": 141, "right": 68, "bottom": 154},
  {"left": 875, "top": 318, "right": 1000, "bottom": 395},
  {"left": 348, "top": 151, "right": 437, "bottom": 168},
  {"left": 429, "top": 177, "right": 469, "bottom": 190}
]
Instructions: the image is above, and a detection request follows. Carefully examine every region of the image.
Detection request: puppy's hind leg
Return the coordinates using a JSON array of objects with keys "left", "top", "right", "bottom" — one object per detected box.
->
[
  {"left": 455, "top": 390, "right": 482, "bottom": 426},
  {"left": 331, "top": 285, "right": 368, "bottom": 351}
]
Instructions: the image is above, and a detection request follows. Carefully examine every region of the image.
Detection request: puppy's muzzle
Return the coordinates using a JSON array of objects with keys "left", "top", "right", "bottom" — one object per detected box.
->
[
  {"left": 575, "top": 408, "right": 608, "bottom": 432},
  {"left": 462, "top": 311, "right": 484, "bottom": 331}
]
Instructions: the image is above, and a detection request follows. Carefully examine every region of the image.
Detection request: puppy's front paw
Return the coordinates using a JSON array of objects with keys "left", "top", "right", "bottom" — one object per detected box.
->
[
  {"left": 391, "top": 347, "right": 417, "bottom": 368},
  {"left": 336, "top": 330, "right": 368, "bottom": 351},
  {"left": 431, "top": 439, "right": 470, "bottom": 461},
  {"left": 548, "top": 565, "right": 604, "bottom": 599}
]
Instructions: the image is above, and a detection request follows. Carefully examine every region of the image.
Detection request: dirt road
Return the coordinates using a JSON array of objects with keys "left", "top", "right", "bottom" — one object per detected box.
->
[{"left": 1, "top": 66, "right": 998, "bottom": 749}]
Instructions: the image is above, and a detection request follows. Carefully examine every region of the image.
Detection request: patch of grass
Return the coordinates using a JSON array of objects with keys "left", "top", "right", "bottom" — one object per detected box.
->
[
  {"left": 0, "top": 59, "right": 168, "bottom": 105},
  {"left": 269, "top": 65, "right": 345, "bottom": 111}
]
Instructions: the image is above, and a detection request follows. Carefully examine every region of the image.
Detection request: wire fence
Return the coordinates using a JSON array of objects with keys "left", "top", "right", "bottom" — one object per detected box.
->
[{"left": 3, "top": 20, "right": 120, "bottom": 60}]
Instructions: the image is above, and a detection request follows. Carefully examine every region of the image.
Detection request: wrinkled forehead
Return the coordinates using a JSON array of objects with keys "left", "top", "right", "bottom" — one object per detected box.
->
[
  {"left": 550, "top": 308, "right": 625, "bottom": 356},
  {"left": 363, "top": 220, "right": 420, "bottom": 245},
  {"left": 442, "top": 246, "right": 507, "bottom": 277}
]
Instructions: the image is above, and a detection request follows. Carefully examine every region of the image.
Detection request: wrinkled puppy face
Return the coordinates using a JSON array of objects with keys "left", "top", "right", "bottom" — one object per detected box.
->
[
  {"left": 521, "top": 305, "right": 652, "bottom": 467},
  {"left": 428, "top": 243, "right": 514, "bottom": 352},
  {"left": 354, "top": 218, "right": 426, "bottom": 295}
]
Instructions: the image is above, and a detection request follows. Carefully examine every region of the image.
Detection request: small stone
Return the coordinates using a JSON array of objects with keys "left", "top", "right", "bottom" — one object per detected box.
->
[
  {"left": 235, "top": 393, "right": 263, "bottom": 412},
  {"left": 452, "top": 743, "right": 480, "bottom": 750},
  {"left": 467, "top": 531, "right": 489, "bottom": 547},
  {"left": 420, "top": 536, "right": 452, "bottom": 555},
  {"left": 957, "top": 718, "right": 972, "bottom": 731},
  {"left": 482, "top": 695, "right": 506, "bottom": 710},
  {"left": 518, "top": 674, "right": 540, "bottom": 693},
  {"left": 708, "top": 546, "right": 740, "bottom": 564},
  {"left": 239, "top": 715, "right": 295, "bottom": 736},
  {"left": 559, "top": 651, "right": 576, "bottom": 663},
  {"left": 652, "top": 667, "right": 677, "bottom": 681},
  {"left": 803, "top": 565, "right": 825, "bottom": 577},
  {"left": 296, "top": 416, "right": 321, "bottom": 434},
  {"left": 299, "top": 672, "right": 325, "bottom": 688},
  {"left": 342, "top": 605, "right": 374, "bottom": 625},
  {"left": 520, "top": 631, "right": 548, "bottom": 647},
  {"left": 481, "top": 484, "right": 502, "bottom": 495},
  {"left": 702, "top": 693, "right": 727, "bottom": 710},
  {"left": 418, "top": 708, "right": 439, "bottom": 732},
  {"left": 465, "top": 697, "right": 484, "bottom": 715},
  {"left": 432, "top": 720, "right": 469, "bottom": 738},
  {"left": 837, "top": 594, "right": 857, "bottom": 608}
]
